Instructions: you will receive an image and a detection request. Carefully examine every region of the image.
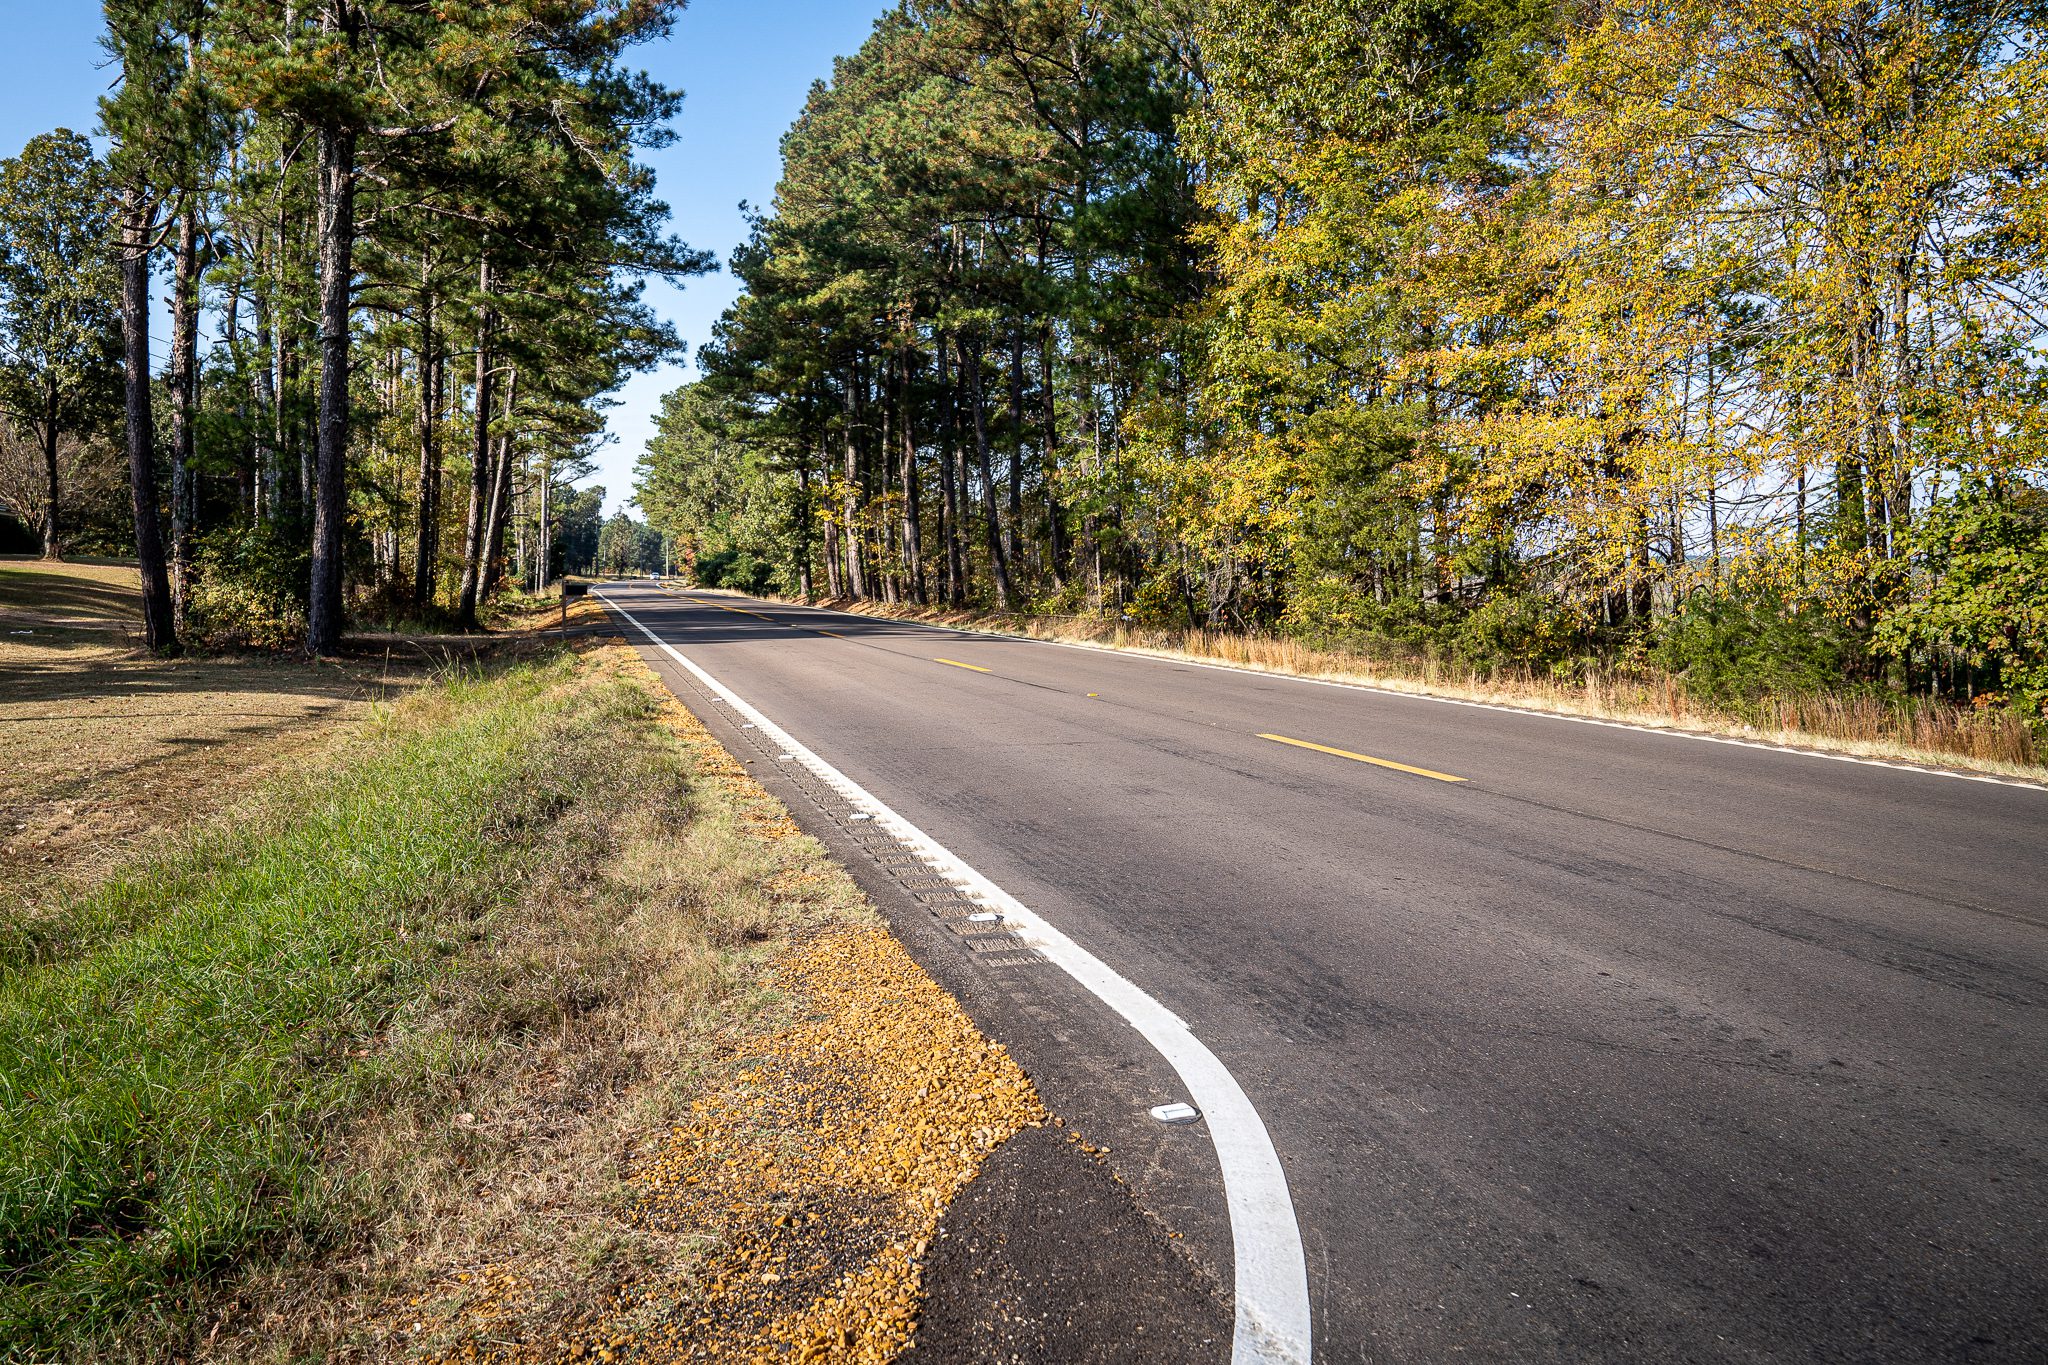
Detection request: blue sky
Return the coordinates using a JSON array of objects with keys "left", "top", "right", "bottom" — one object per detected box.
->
[{"left": 0, "top": 1, "right": 882, "bottom": 516}]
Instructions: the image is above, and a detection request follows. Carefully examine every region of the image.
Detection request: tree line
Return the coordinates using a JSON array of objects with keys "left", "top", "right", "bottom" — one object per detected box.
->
[
  {"left": 0, "top": 0, "right": 704, "bottom": 654},
  {"left": 639, "top": 0, "right": 2048, "bottom": 729}
]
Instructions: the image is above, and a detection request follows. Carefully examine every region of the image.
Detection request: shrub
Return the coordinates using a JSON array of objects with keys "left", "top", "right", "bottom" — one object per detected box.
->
[
  {"left": 1447, "top": 590, "right": 1590, "bottom": 674},
  {"left": 1876, "top": 482, "right": 2048, "bottom": 733},
  {"left": 691, "top": 545, "right": 778, "bottom": 595},
  {"left": 1649, "top": 589, "right": 1858, "bottom": 708},
  {"left": 186, "top": 522, "right": 310, "bottom": 648}
]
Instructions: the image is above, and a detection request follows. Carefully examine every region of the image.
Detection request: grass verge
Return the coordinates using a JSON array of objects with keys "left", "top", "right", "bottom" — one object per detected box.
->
[
  {"left": 0, "top": 636, "right": 1047, "bottom": 1362},
  {"left": 0, "top": 652, "right": 672, "bottom": 1353}
]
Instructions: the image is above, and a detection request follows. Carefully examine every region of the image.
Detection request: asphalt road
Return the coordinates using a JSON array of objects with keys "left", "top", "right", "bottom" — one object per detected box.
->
[{"left": 601, "top": 582, "right": 2047, "bottom": 1364}]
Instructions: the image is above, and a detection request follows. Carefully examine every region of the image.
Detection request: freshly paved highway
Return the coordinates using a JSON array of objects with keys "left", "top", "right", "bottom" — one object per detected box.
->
[{"left": 602, "top": 583, "right": 2047, "bottom": 1363}]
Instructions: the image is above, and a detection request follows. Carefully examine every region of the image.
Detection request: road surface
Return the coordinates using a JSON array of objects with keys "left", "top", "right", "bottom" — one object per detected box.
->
[{"left": 600, "top": 582, "right": 2047, "bottom": 1364}]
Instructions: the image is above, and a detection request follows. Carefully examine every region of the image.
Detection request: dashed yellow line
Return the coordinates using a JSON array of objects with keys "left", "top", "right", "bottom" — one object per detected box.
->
[
  {"left": 934, "top": 658, "right": 992, "bottom": 674},
  {"left": 1258, "top": 732, "right": 1466, "bottom": 784},
  {"left": 689, "top": 597, "right": 776, "bottom": 623},
  {"left": 684, "top": 596, "right": 854, "bottom": 642}
]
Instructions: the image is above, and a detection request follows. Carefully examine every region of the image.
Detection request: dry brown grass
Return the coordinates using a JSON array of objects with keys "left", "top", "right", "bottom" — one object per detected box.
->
[
  {"left": 0, "top": 563, "right": 621, "bottom": 913},
  {"left": 777, "top": 595, "right": 2044, "bottom": 780},
  {"left": 200, "top": 650, "right": 838, "bottom": 1361},
  {"left": 0, "top": 560, "right": 415, "bottom": 909}
]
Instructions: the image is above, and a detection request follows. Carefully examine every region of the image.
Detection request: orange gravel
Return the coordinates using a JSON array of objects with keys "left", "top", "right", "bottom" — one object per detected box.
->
[{"left": 620, "top": 923, "right": 1048, "bottom": 1362}]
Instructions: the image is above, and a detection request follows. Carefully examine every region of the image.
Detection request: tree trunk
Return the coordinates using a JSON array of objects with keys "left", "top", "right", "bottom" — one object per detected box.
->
[
  {"left": 877, "top": 360, "right": 897, "bottom": 603},
  {"left": 252, "top": 262, "right": 276, "bottom": 520},
  {"left": 1007, "top": 332, "right": 1025, "bottom": 570},
  {"left": 1038, "top": 325, "right": 1065, "bottom": 588},
  {"left": 1887, "top": 264, "right": 1914, "bottom": 549},
  {"left": 936, "top": 334, "right": 964, "bottom": 605},
  {"left": 482, "top": 368, "right": 518, "bottom": 597},
  {"left": 898, "top": 352, "right": 926, "bottom": 605},
  {"left": 38, "top": 393, "right": 60, "bottom": 559},
  {"left": 965, "top": 335, "right": 1013, "bottom": 610},
  {"left": 456, "top": 257, "right": 496, "bottom": 627},
  {"left": 307, "top": 121, "right": 357, "bottom": 655},
  {"left": 840, "top": 367, "right": 866, "bottom": 598},
  {"left": 169, "top": 198, "right": 200, "bottom": 628},
  {"left": 412, "top": 272, "right": 439, "bottom": 608},
  {"left": 221, "top": 266, "right": 251, "bottom": 524},
  {"left": 795, "top": 456, "right": 815, "bottom": 600},
  {"left": 274, "top": 199, "right": 297, "bottom": 516},
  {"left": 535, "top": 459, "right": 551, "bottom": 592},
  {"left": 120, "top": 188, "right": 178, "bottom": 655},
  {"left": 819, "top": 436, "right": 844, "bottom": 598}
]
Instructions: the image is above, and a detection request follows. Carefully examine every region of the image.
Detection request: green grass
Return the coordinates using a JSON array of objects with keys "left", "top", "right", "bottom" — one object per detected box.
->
[{"left": 0, "top": 651, "right": 686, "bottom": 1355}]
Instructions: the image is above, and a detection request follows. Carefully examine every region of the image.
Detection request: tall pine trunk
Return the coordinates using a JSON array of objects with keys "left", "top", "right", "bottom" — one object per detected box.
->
[
  {"left": 897, "top": 352, "right": 926, "bottom": 604},
  {"left": 38, "top": 391, "right": 60, "bottom": 559},
  {"left": 1006, "top": 332, "right": 1025, "bottom": 570},
  {"left": 482, "top": 367, "right": 519, "bottom": 596},
  {"left": 1038, "top": 326, "right": 1066, "bottom": 587},
  {"left": 964, "top": 335, "right": 1013, "bottom": 610},
  {"left": 936, "top": 335, "right": 964, "bottom": 605},
  {"left": 169, "top": 198, "right": 201, "bottom": 629},
  {"left": 818, "top": 434, "right": 843, "bottom": 598},
  {"left": 412, "top": 274, "right": 440, "bottom": 608},
  {"left": 840, "top": 367, "right": 866, "bottom": 598},
  {"left": 250, "top": 227, "right": 276, "bottom": 521},
  {"left": 456, "top": 257, "right": 496, "bottom": 628},
  {"left": 795, "top": 455, "right": 815, "bottom": 599},
  {"left": 120, "top": 188, "right": 178, "bottom": 655},
  {"left": 307, "top": 121, "right": 357, "bottom": 655}
]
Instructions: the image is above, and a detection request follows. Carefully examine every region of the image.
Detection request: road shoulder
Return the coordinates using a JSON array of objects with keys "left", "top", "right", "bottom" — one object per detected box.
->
[{"left": 613, "top": 604, "right": 1237, "bottom": 1363}]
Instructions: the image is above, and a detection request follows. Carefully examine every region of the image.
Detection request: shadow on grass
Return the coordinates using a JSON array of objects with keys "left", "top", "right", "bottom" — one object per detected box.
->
[{"left": 0, "top": 566, "right": 141, "bottom": 621}]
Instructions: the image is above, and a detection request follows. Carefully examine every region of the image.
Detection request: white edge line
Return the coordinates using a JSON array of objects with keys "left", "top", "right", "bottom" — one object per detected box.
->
[
  {"left": 677, "top": 587, "right": 2044, "bottom": 795},
  {"left": 600, "top": 589, "right": 1313, "bottom": 1365}
]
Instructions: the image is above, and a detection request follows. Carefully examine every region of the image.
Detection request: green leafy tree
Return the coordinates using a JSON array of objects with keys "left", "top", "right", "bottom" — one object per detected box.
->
[
  {"left": 1878, "top": 483, "right": 2048, "bottom": 728},
  {"left": 101, "top": 0, "right": 205, "bottom": 654},
  {"left": 0, "top": 130, "right": 123, "bottom": 559}
]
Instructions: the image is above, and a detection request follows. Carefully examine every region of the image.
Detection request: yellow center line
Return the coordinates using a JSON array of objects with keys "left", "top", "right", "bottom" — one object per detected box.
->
[
  {"left": 695, "top": 600, "right": 775, "bottom": 622},
  {"left": 934, "top": 658, "right": 992, "bottom": 674},
  {"left": 685, "top": 597, "right": 847, "bottom": 640},
  {"left": 1258, "top": 732, "right": 1466, "bottom": 784}
]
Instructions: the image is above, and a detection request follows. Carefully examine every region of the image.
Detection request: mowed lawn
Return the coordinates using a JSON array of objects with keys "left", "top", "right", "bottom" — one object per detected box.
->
[{"left": 0, "top": 558, "right": 416, "bottom": 903}]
